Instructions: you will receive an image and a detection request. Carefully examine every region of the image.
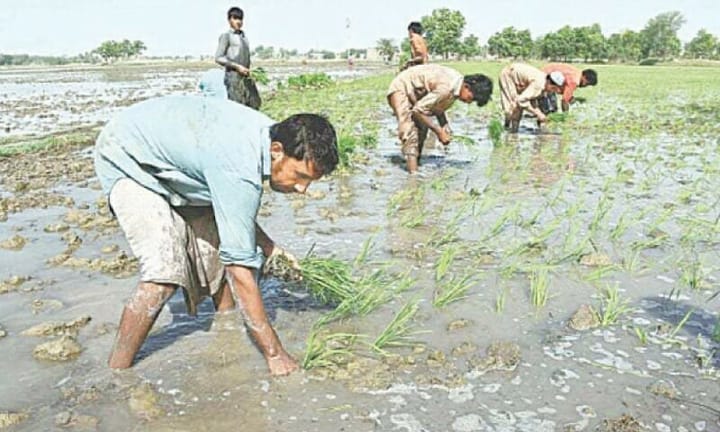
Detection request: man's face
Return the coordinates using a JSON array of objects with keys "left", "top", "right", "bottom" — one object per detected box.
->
[
  {"left": 228, "top": 15, "right": 244, "bottom": 31},
  {"left": 269, "top": 142, "right": 322, "bottom": 194},
  {"left": 458, "top": 83, "right": 474, "bottom": 103}
]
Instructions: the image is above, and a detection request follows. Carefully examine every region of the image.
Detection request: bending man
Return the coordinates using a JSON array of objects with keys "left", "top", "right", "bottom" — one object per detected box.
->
[
  {"left": 94, "top": 94, "right": 338, "bottom": 375},
  {"left": 387, "top": 64, "right": 493, "bottom": 173}
]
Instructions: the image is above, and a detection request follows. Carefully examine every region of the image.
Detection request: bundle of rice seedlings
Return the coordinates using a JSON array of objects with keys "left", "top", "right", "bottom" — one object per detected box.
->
[
  {"left": 488, "top": 117, "right": 504, "bottom": 147},
  {"left": 299, "top": 255, "right": 356, "bottom": 305},
  {"left": 249, "top": 67, "right": 269, "bottom": 85}
]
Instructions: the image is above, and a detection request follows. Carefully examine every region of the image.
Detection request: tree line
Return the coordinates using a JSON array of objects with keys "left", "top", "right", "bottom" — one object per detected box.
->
[
  {"left": 2, "top": 10, "right": 719, "bottom": 66},
  {"left": 376, "top": 9, "right": 720, "bottom": 63}
]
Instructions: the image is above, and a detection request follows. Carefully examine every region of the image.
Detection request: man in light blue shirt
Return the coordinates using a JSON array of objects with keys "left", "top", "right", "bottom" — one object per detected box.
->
[{"left": 95, "top": 95, "right": 338, "bottom": 375}]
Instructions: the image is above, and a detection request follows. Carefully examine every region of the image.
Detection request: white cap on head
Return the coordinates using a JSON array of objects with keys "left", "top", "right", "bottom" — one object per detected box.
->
[{"left": 549, "top": 71, "right": 565, "bottom": 86}]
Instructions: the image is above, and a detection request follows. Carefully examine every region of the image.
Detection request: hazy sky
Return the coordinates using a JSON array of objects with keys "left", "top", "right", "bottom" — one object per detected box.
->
[{"left": 1, "top": 0, "right": 719, "bottom": 56}]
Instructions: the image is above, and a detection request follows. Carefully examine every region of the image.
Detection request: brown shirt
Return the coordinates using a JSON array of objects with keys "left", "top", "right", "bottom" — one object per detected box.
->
[
  {"left": 543, "top": 63, "right": 581, "bottom": 103},
  {"left": 409, "top": 33, "right": 428, "bottom": 66},
  {"left": 388, "top": 64, "right": 463, "bottom": 116},
  {"left": 506, "top": 63, "right": 547, "bottom": 109}
]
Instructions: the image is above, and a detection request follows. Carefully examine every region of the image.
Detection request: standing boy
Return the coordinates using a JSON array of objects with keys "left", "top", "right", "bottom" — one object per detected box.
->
[{"left": 215, "top": 7, "right": 261, "bottom": 109}]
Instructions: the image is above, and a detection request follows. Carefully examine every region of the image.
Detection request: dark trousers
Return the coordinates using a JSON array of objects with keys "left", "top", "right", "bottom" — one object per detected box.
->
[{"left": 224, "top": 71, "right": 261, "bottom": 110}]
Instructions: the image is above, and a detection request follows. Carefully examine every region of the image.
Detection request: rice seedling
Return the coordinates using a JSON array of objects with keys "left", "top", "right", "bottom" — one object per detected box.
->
[
  {"left": 433, "top": 274, "right": 473, "bottom": 308},
  {"left": 495, "top": 289, "right": 507, "bottom": 313},
  {"left": 336, "top": 133, "right": 358, "bottom": 168},
  {"left": 621, "top": 249, "right": 643, "bottom": 274},
  {"left": 400, "top": 208, "right": 427, "bottom": 228},
  {"left": 483, "top": 203, "right": 520, "bottom": 241},
  {"left": 595, "top": 284, "right": 633, "bottom": 327},
  {"left": 488, "top": 117, "right": 504, "bottom": 148},
  {"left": 588, "top": 195, "right": 613, "bottom": 233},
  {"left": 302, "top": 329, "right": 360, "bottom": 370},
  {"left": 668, "top": 309, "right": 694, "bottom": 339},
  {"left": 609, "top": 210, "right": 634, "bottom": 241},
  {"left": 353, "top": 235, "right": 375, "bottom": 267},
  {"left": 633, "top": 326, "right": 648, "bottom": 345},
  {"left": 371, "top": 299, "right": 422, "bottom": 356},
  {"left": 435, "top": 245, "right": 458, "bottom": 281},
  {"left": 583, "top": 264, "right": 620, "bottom": 282},
  {"left": 529, "top": 267, "right": 550, "bottom": 308}
]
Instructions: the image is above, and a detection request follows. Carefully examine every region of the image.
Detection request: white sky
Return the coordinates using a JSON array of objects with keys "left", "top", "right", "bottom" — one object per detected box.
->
[{"left": 1, "top": 0, "right": 719, "bottom": 56}]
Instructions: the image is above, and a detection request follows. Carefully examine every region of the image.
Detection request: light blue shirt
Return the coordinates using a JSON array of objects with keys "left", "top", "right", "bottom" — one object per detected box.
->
[
  {"left": 94, "top": 95, "right": 273, "bottom": 268},
  {"left": 198, "top": 68, "right": 228, "bottom": 98}
]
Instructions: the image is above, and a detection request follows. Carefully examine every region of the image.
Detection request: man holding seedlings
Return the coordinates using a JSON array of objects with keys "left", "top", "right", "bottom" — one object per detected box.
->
[
  {"left": 387, "top": 64, "right": 493, "bottom": 173},
  {"left": 537, "top": 63, "right": 598, "bottom": 113},
  {"left": 498, "top": 63, "right": 566, "bottom": 133},
  {"left": 94, "top": 94, "right": 339, "bottom": 375},
  {"left": 215, "top": 7, "right": 261, "bottom": 109},
  {"left": 401, "top": 21, "right": 429, "bottom": 71}
]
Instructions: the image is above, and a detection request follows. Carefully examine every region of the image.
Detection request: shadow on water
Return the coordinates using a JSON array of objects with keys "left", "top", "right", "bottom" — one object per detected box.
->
[
  {"left": 136, "top": 275, "right": 329, "bottom": 361},
  {"left": 642, "top": 296, "right": 720, "bottom": 368}
]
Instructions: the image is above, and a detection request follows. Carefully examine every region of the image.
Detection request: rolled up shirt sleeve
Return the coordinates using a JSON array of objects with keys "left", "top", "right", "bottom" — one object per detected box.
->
[
  {"left": 205, "top": 168, "right": 264, "bottom": 268},
  {"left": 412, "top": 87, "right": 453, "bottom": 116}
]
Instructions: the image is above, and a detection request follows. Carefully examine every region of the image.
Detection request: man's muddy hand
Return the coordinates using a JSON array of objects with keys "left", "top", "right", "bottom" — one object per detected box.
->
[{"left": 267, "top": 350, "right": 300, "bottom": 376}]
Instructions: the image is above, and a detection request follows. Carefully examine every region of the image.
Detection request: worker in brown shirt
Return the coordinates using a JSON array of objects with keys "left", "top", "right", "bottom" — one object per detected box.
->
[
  {"left": 387, "top": 64, "right": 493, "bottom": 173},
  {"left": 401, "top": 21, "right": 429, "bottom": 71},
  {"left": 539, "top": 63, "right": 598, "bottom": 113},
  {"left": 498, "top": 63, "right": 565, "bottom": 133}
]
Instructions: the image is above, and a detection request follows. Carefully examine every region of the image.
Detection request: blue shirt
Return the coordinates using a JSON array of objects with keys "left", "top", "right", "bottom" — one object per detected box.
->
[
  {"left": 94, "top": 95, "right": 273, "bottom": 268},
  {"left": 198, "top": 68, "right": 228, "bottom": 98}
]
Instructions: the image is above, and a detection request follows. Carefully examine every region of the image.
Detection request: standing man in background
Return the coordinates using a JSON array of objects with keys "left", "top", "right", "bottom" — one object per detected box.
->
[
  {"left": 401, "top": 21, "right": 428, "bottom": 71},
  {"left": 215, "top": 7, "right": 261, "bottom": 109}
]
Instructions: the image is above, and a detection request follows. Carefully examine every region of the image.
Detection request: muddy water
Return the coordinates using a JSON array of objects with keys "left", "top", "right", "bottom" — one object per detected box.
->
[{"left": 1, "top": 76, "right": 720, "bottom": 431}]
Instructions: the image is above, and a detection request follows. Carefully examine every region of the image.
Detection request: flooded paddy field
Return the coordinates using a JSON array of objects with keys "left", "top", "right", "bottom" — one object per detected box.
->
[{"left": 1, "top": 62, "right": 719, "bottom": 431}]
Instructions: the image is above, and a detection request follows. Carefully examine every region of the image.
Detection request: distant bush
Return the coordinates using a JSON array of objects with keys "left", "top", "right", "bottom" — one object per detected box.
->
[
  {"left": 287, "top": 73, "right": 333, "bottom": 89},
  {"left": 638, "top": 58, "right": 660, "bottom": 66}
]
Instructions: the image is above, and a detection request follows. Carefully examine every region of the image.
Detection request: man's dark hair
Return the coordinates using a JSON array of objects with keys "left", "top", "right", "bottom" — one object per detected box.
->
[
  {"left": 227, "top": 7, "right": 244, "bottom": 19},
  {"left": 270, "top": 114, "right": 339, "bottom": 175},
  {"left": 463, "top": 74, "right": 493, "bottom": 107},
  {"left": 408, "top": 21, "right": 423, "bottom": 35},
  {"left": 582, "top": 69, "right": 598, "bottom": 86}
]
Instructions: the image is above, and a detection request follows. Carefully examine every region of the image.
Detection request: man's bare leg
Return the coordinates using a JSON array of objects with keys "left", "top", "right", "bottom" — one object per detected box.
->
[
  {"left": 108, "top": 282, "right": 176, "bottom": 369},
  {"left": 406, "top": 155, "right": 419, "bottom": 173},
  {"left": 212, "top": 281, "right": 236, "bottom": 313}
]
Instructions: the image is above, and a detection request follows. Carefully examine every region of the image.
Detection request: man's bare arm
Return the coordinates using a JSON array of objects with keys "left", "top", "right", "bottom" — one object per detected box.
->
[{"left": 225, "top": 265, "right": 298, "bottom": 375}]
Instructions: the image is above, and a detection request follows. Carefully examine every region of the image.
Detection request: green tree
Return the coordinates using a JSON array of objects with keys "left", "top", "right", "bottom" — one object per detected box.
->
[
  {"left": 685, "top": 29, "right": 719, "bottom": 59},
  {"left": 538, "top": 26, "right": 575, "bottom": 61},
  {"left": 458, "top": 34, "right": 482, "bottom": 60},
  {"left": 573, "top": 24, "right": 606, "bottom": 62},
  {"left": 640, "top": 11, "right": 685, "bottom": 59},
  {"left": 254, "top": 45, "right": 275, "bottom": 59},
  {"left": 376, "top": 38, "right": 397, "bottom": 61},
  {"left": 420, "top": 8, "right": 466, "bottom": 59},
  {"left": 607, "top": 30, "right": 643, "bottom": 62},
  {"left": 487, "top": 27, "right": 533, "bottom": 59}
]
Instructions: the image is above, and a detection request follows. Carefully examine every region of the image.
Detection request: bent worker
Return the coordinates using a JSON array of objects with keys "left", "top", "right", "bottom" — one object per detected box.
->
[
  {"left": 538, "top": 63, "right": 597, "bottom": 113},
  {"left": 387, "top": 64, "right": 493, "bottom": 173},
  {"left": 498, "top": 63, "right": 565, "bottom": 133},
  {"left": 94, "top": 94, "right": 339, "bottom": 375}
]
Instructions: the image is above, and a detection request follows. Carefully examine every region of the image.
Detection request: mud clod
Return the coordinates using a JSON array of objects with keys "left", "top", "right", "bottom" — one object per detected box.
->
[
  {"left": 467, "top": 341, "right": 521, "bottom": 374},
  {"left": 0, "top": 411, "right": 29, "bottom": 428},
  {"left": 594, "top": 414, "right": 642, "bottom": 432},
  {"left": 22, "top": 315, "right": 91, "bottom": 337},
  {"left": 128, "top": 382, "right": 165, "bottom": 420},
  {"left": 568, "top": 304, "right": 600, "bottom": 331},
  {"left": 0, "top": 234, "right": 27, "bottom": 250},
  {"left": 32, "top": 335, "right": 83, "bottom": 361}
]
